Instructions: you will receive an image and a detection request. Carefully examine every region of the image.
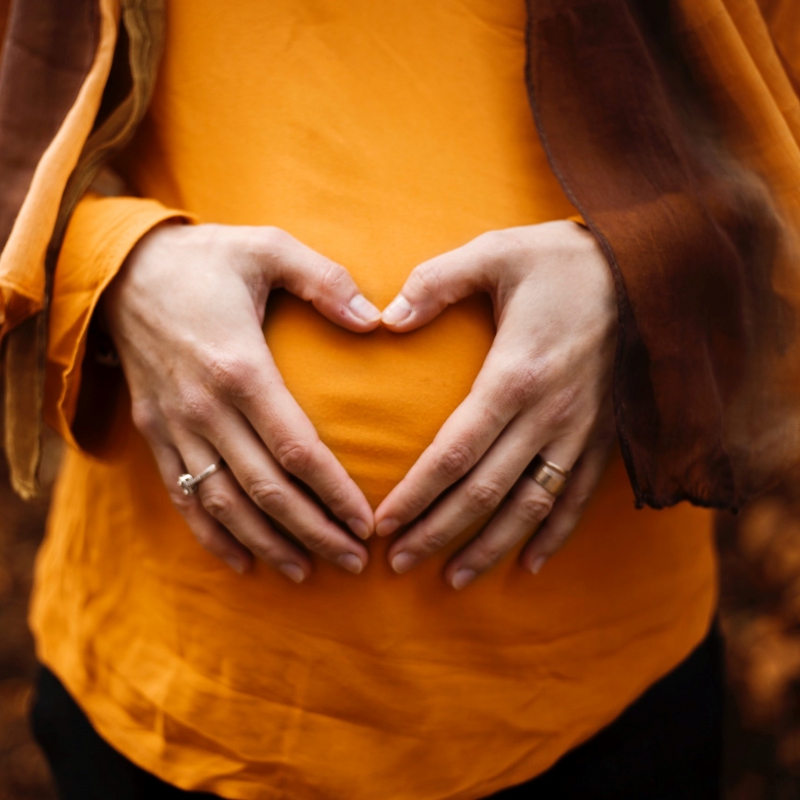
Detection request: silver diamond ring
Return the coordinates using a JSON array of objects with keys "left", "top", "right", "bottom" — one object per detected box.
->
[{"left": 178, "top": 460, "right": 224, "bottom": 496}]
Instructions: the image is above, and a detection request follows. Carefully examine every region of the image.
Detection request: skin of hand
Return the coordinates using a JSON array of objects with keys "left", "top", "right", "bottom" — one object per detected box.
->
[
  {"left": 375, "top": 220, "right": 618, "bottom": 589},
  {"left": 103, "top": 222, "right": 382, "bottom": 583}
]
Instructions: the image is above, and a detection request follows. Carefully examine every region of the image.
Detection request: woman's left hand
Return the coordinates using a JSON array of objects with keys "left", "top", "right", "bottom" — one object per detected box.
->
[{"left": 375, "top": 220, "right": 618, "bottom": 588}]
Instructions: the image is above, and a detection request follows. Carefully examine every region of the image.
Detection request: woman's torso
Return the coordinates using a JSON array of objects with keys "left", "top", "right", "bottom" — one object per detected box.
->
[{"left": 33, "top": 2, "right": 717, "bottom": 797}]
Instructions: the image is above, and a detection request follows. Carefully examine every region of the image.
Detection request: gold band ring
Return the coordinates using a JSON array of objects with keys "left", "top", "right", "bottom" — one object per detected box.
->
[{"left": 530, "top": 457, "right": 571, "bottom": 497}]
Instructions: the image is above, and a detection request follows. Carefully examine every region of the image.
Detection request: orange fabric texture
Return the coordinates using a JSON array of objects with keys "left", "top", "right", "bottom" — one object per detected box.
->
[
  {"left": 31, "top": 2, "right": 716, "bottom": 798},
  {"left": 43, "top": 192, "right": 190, "bottom": 449}
]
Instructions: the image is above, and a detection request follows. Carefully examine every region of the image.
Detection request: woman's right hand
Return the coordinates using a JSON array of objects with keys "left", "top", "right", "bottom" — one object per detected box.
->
[{"left": 103, "top": 223, "right": 381, "bottom": 582}]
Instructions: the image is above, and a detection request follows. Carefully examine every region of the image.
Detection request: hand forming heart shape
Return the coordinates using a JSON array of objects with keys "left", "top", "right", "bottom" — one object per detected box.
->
[
  {"left": 104, "top": 220, "right": 616, "bottom": 588},
  {"left": 376, "top": 220, "right": 617, "bottom": 588}
]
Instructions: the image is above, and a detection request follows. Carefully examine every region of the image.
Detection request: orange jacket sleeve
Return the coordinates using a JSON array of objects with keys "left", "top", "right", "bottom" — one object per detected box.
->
[{"left": 44, "top": 192, "right": 192, "bottom": 452}]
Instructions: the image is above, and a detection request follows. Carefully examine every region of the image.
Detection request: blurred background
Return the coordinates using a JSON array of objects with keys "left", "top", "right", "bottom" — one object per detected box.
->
[
  {"left": 0, "top": 460, "right": 51, "bottom": 798},
  {"left": 718, "top": 488, "right": 800, "bottom": 800},
  {"left": 3, "top": 454, "right": 800, "bottom": 799}
]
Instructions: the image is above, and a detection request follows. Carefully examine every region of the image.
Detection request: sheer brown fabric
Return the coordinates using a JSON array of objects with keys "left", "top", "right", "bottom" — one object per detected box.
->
[
  {"left": 527, "top": 0, "right": 800, "bottom": 509},
  {"left": 0, "top": 0, "right": 99, "bottom": 258},
  {"left": 0, "top": 0, "right": 101, "bottom": 497},
  {"left": 0, "top": 0, "right": 164, "bottom": 498}
]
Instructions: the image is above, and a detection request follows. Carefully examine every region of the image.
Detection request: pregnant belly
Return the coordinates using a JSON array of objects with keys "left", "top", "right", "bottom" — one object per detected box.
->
[{"left": 264, "top": 290, "right": 496, "bottom": 507}]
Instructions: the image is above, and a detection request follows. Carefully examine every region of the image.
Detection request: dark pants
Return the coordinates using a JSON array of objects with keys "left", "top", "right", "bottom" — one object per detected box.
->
[{"left": 31, "top": 626, "right": 723, "bottom": 800}]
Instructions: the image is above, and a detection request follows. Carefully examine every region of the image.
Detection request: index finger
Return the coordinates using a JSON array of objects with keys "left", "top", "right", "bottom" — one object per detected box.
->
[
  {"left": 214, "top": 338, "right": 375, "bottom": 539},
  {"left": 374, "top": 352, "right": 525, "bottom": 536}
]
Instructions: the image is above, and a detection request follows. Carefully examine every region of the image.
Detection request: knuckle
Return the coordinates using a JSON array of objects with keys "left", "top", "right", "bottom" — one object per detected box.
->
[
  {"left": 260, "top": 225, "right": 291, "bottom": 253},
  {"left": 296, "top": 525, "right": 329, "bottom": 553},
  {"left": 321, "top": 483, "right": 350, "bottom": 513},
  {"left": 130, "top": 400, "right": 159, "bottom": 439},
  {"left": 168, "top": 488, "right": 195, "bottom": 516},
  {"left": 464, "top": 480, "right": 505, "bottom": 516},
  {"left": 207, "top": 353, "right": 255, "bottom": 398},
  {"left": 192, "top": 527, "right": 217, "bottom": 551},
  {"left": 470, "top": 541, "right": 504, "bottom": 569},
  {"left": 248, "top": 541, "right": 280, "bottom": 566},
  {"left": 421, "top": 528, "right": 453, "bottom": 552},
  {"left": 200, "top": 487, "right": 235, "bottom": 522},
  {"left": 249, "top": 479, "right": 288, "bottom": 514},
  {"left": 475, "top": 230, "right": 508, "bottom": 262},
  {"left": 395, "top": 497, "right": 427, "bottom": 525},
  {"left": 435, "top": 442, "right": 476, "bottom": 482},
  {"left": 544, "top": 386, "right": 581, "bottom": 428},
  {"left": 242, "top": 530, "right": 277, "bottom": 561},
  {"left": 478, "top": 229, "right": 525, "bottom": 272},
  {"left": 274, "top": 438, "right": 316, "bottom": 476},
  {"left": 500, "top": 360, "right": 549, "bottom": 409},
  {"left": 176, "top": 384, "right": 215, "bottom": 427},
  {"left": 517, "top": 493, "right": 555, "bottom": 526},
  {"left": 318, "top": 261, "right": 350, "bottom": 296},
  {"left": 475, "top": 229, "right": 501, "bottom": 249},
  {"left": 413, "top": 262, "right": 443, "bottom": 298}
]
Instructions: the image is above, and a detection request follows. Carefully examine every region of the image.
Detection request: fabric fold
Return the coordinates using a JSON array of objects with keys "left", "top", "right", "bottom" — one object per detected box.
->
[{"left": 525, "top": 0, "right": 800, "bottom": 509}]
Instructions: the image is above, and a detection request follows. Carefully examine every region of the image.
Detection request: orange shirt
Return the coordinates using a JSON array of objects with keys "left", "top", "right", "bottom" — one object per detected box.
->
[{"left": 32, "top": 1, "right": 716, "bottom": 798}]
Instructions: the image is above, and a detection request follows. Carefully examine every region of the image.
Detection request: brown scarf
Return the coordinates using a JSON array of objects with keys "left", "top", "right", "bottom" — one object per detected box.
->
[{"left": 527, "top": 0, "right": 800, "bottom": 509}]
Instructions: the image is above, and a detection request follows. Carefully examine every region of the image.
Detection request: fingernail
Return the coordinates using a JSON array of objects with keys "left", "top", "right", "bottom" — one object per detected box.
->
[
  {"left": 338, "top": 553, "right": 364, "bottom": 574},
  {"left": 280, "top": 562, "right": 306, "bottom": 583},
  {"left": 531, "top": 556, "right": 546, "bottom": 575},
  {"left": 347, "top": 517, "right": 372, "bottom": 540},
  {"left": 381, "top": 295, "right": 412, "bottom": 326},
  {"left": 376, "top": 517, "right": 400, "bottom": 537},
  {"left": 225, "top": 555, "right": 247, "bottom": 575},
  {"left": 452, "top": 568, "right": 477, "bottom": 590},
  {"left": 348, "top": 294, "right": 381, "bottom": 323},
  {"left": 391, "top": 551, "right": 417, "bottom": 574}
]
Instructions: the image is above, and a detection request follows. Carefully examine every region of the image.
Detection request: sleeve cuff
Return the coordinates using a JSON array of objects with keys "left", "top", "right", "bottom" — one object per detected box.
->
[{"left": 44, "top": 193, "right": 195, "bottom": 452}]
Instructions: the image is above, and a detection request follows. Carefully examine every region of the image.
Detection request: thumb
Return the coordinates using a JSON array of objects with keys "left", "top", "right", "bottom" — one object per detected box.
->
[
  {"left": 269, "top": 229, "right": 382, "bottom": 332},
  {"left": 382, "top": 243, "right": 489, "bottom": 332}
]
